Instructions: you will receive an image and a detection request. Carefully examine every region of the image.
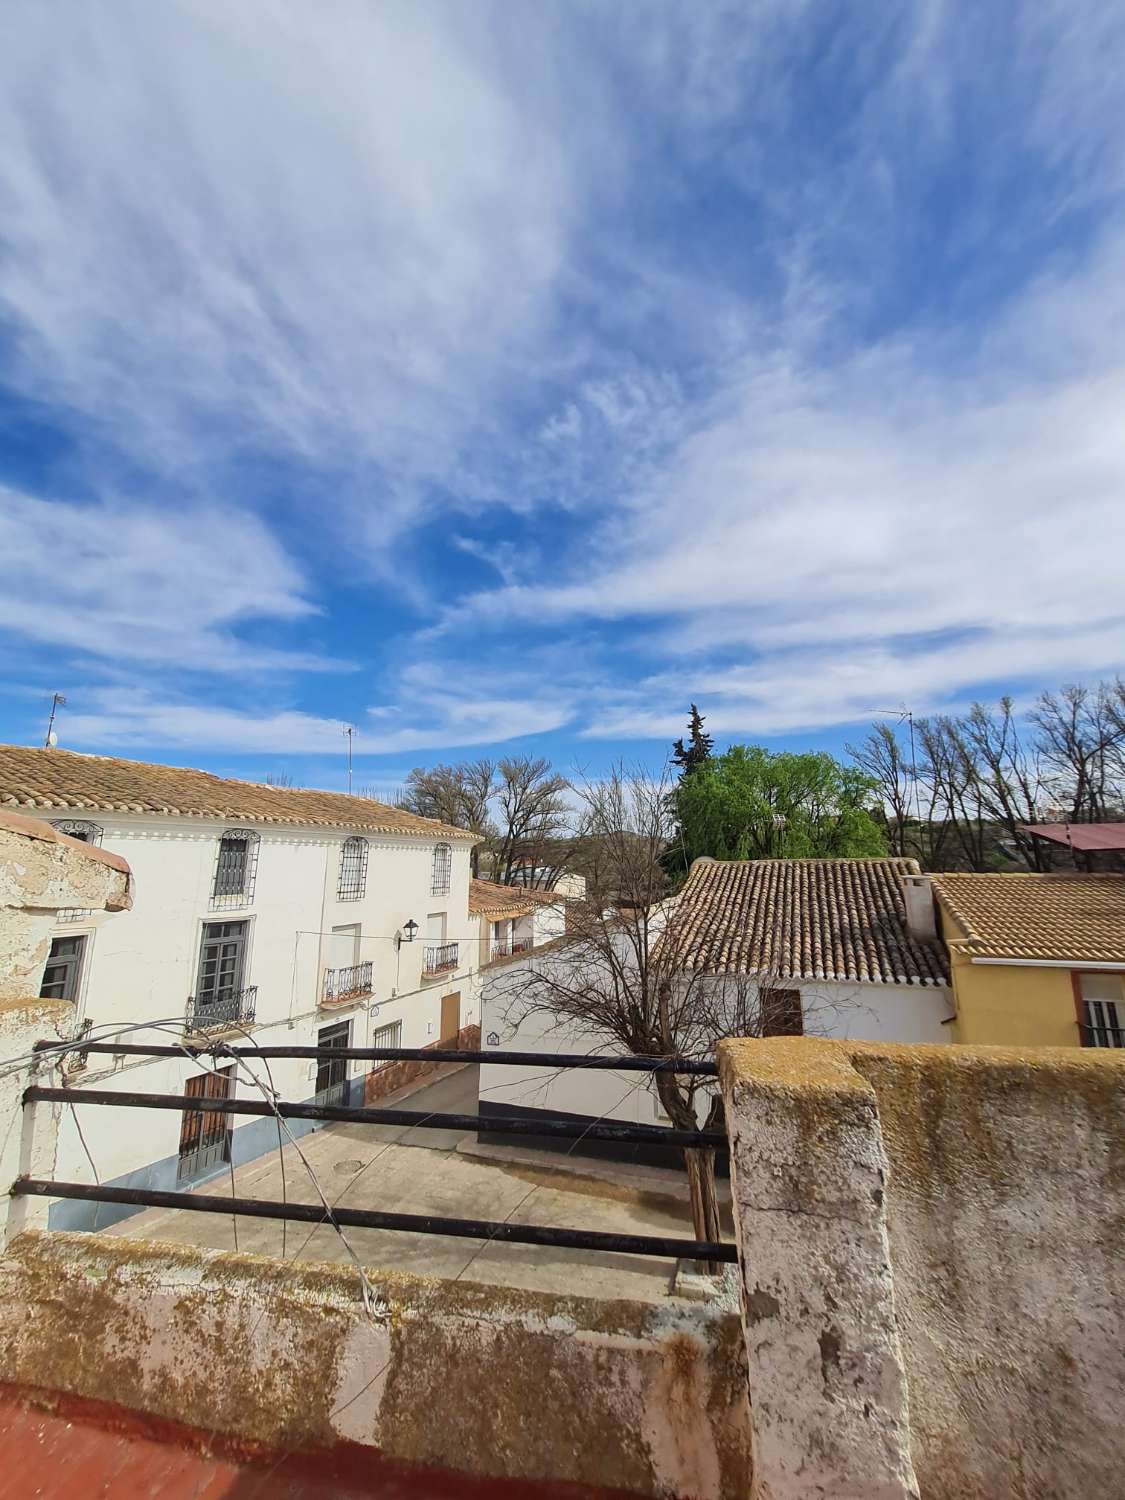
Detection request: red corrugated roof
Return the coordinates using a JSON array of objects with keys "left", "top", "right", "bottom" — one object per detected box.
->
[{"left": 1020, "top": 823, "right": 1125, "bottom": 852}]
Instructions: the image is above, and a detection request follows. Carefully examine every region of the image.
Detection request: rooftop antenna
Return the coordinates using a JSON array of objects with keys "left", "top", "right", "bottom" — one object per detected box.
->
[
  {"left": 343, "top": 723, "right": 355, "bottom": 795},
  {"left": 866, "top": 704, "right": 921, "bottom": 830},
  {"left": 44, "top": 692, "right": 67, "bottom": 748}
]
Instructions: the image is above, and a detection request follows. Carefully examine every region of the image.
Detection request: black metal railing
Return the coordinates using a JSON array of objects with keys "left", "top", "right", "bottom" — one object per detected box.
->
[
  {"left": 322, "top": 961, "right": 373, "bottom": 1005},
  {"left": 491, "top": 938, "right": 531, "bottom": 960},
  {"left": 17, "top": 1043, "right": 734, "bottom": 1266},
  {"left": 423, "top": 941, "right": 458, "bottom": 976},
  {"left": 186, "top": 985, "right": 258, "bottom": 1032},
  {"left": 1080, "top": 1021, "right": 1125, "bottom": 1048}
]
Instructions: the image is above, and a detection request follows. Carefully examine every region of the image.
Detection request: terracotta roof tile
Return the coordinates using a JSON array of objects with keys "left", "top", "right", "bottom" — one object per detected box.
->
[
  {"left": 0, "top": 745, "right": 475, "bottom": 840},
  {"left": 469, "top": 877, "right": 557, "bottom": 917},
  {"left": 671, "top": 857, "right": 949, "bottom": 986},
  {"left": 932, "top": 872, "right": 1125, "bottom": 963}
]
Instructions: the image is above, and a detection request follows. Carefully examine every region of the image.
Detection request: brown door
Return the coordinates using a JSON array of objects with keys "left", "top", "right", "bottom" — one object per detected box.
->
[
  {"left": 440, "top": 991, "right": 461, "bottom": 1044},
  {"left": 178, "top": 1066, "right": 234, "bottom": 1180}
]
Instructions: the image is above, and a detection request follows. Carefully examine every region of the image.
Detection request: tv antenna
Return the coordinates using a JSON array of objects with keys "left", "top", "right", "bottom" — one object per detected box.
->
[
  {"left": 866, "top": 704, "right": 921, "bottom": 829},
  {"left": 44, "top": 693, "right": 67, "bottom": 748},
  {"left": 343, "top": 724, "right": 356, "bottom": 794}
]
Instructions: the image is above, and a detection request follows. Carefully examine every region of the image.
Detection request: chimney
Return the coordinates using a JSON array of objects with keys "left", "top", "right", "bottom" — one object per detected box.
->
[{"left": 901, "top": 873, "right": 936, "bottom": 941}]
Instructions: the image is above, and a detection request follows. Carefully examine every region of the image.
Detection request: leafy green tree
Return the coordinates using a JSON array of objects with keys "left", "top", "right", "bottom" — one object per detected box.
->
[{"left": 669, "top": 745, "right": 887, "bottom": 869}]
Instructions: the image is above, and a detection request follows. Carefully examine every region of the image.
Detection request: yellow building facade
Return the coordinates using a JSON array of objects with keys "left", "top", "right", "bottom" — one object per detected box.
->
[{"left": 933, "top": 873, "right": 1125, "bottom": 1048}]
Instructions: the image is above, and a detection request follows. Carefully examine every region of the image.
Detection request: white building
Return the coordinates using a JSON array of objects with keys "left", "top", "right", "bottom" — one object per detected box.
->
[
  {"left": 0, "top": 744, "right": 478, "bottom": 1227},
  {"left": 477, "top": 857, "right": 953, "bottom": 1162}
]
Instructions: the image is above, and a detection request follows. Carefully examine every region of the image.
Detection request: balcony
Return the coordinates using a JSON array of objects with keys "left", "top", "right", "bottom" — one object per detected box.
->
[
  {"left": 322, "top": 960, "right": 373, "bottom": 1007},
  {"left": 490, "top": 938, "right": 532, "bottom": 960},
  {"left": 186, "top": 984, "right": 257, "bottom": 1033},
  {"left": 423, "top": 941, "right": 458, "bottom": 977}
]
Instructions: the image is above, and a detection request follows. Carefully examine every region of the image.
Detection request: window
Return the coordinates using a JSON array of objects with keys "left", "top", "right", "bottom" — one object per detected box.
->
[
  {"left": 338, "top": 836, "right": 368, "bottom": 900},
  {"left": 178, "top": 1067, "right": 234, "bottom": 1180},
  {"left": 316, "top": 1020, "right": 352, "bottom": 1105},
  {"left": 52, "top": 820, "right": 102, "bottom": 845},
  {"left": 762, "top": 988, "right": 804, "bottom": 1036},
  {"left": 191, "top": 920, "right": 254, "bottom": 1028},
  {"left": 431, "top": 842, "right": 451, "bottom": 897},
  {"left": 51, "top": 822, "right": 103, "bottom": 921},
  {"left": 211, "top": 829, "right": 259, "bottom": 909},
  {"left": 40, "top": 936, "right": 86, "bottom": 1002},
  {"left": 1078, "top": 974, "right": 1125, "bottom": 1048},
  {"left": 372, "top": 1020, "right": 403, "bottom": 1070}
]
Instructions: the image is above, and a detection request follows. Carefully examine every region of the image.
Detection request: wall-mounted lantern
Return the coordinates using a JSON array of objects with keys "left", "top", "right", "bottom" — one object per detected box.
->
[{"left": 401, "top": 919, "right": 418, "bottom": 944}]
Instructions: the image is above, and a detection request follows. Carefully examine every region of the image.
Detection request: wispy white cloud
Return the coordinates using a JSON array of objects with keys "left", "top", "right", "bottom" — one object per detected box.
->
[
  {"left": 0, "top": 488, "right": 335, "bottom": 673},
  {"left": 0, "top": 2, "right": 590, "bottom": 530}
]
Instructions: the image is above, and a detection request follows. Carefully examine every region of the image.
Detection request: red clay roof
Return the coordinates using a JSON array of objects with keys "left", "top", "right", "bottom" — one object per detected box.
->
[
  {"left": 0, "top": 745, "right": 475, "bottom": 840},
  {"left": 670, "top": 857, "right": 950, "bottom": 987},
  {"left": 469, "top": 878, "right": 558, "bottom": 917},
  {"left": 932, "top": 871, "right": 1125, "bottom": 962}
]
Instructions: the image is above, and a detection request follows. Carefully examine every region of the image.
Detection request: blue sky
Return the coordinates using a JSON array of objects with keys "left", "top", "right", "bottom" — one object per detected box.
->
[{"left": 1, "top": 2, "right": 1123, "bottom": 796}]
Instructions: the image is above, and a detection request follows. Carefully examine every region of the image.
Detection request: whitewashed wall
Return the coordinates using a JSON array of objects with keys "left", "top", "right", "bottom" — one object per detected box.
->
[
  {"left": 19, "top": 810, "right": 476, "bottom": 1219},
  {"left": 479, "top": 950, "right": 952, "bottom": 1129}
]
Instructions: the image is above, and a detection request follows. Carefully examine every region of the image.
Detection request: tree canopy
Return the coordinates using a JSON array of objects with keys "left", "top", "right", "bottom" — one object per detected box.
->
[{"left": 667, "top": 745, "right": 886, "bottom": 871}]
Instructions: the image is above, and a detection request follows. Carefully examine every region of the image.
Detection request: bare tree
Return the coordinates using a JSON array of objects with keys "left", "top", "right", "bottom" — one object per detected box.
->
[
  {"left": 264, "top": 770, "right": 295, "bottom": 787},
  {"left": 1029, "top": 682, "right": 1125, "bottom": 825},
  {"left": 490, "top": 766, "right": 842, "bottom": 1262},
  {"left": 397, "top": 760, "right": 496, "bottom": 874},
  {"left": 490, "top": 756, "right": 573, "bottom": 887},
  {"left": 847, "top": 724, "right": 912, "bottom": 857}
]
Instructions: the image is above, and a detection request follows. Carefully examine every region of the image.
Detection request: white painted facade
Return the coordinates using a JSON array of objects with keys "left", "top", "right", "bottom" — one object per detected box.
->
[
  {"left": 478, "top": 948, "right": 953, "bottom": 1131},
  {"left": 22, "top": 809, "right": 477, "bottom": 1223}
]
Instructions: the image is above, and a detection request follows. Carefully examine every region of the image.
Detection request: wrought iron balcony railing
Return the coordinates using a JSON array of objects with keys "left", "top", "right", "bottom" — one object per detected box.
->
[
  {"left": 490, "top": 938, "right": 532, "bottom": 960},
  {"left": 186, "top": 984, "right": 258, "bottom": 1033},
  {"left": 322, "top": 960, "right": 374, "bottom": 1005},
  {"left": 423, "top": 941, "right": 459, "bottom": 976}
]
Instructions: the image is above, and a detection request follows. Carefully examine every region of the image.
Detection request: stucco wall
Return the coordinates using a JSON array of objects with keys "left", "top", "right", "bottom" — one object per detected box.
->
[
  {"left": 479, "top": 954, "right": 951, "bottom": 1139},
  {"left": 14, "top": 810, "right": 478, "bottom": 1204},
  {"left": 0, "top": 1231, "right": 752, "bottom": 1500},
  {"left": 719, "top": 1036, "right": 1125, "bottom": 1500},
  {"left": 946, "top": 943, "right": 1080, "bottom": 1046}
]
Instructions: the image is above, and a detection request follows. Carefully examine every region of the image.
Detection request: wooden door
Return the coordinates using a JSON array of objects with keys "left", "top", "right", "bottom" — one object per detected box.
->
[
  {"left": 178, "top": 1066, "right": 234, "bottom": 1180},
  {"left": 440, "top": 991, "right": 461, "bottom": 1044}
]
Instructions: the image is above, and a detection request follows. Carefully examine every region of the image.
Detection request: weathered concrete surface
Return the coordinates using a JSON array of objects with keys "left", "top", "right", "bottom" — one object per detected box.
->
[
  {"left": 0, "top": 809, "right": 131, "bottom": 1003},
  {"left": 1, "top": 813, "right": 133, "bottom": 1245},
  {"left": 854, "top": 1043, "right": 1125, "bottom": 1500},
  {"left": 0, "top": 1231, "right": 753, "bottom": 1499},
  {"left": 720, "top": 1039, "right": 918, "bottom": 1500},
  {"left": 720, "top": 1036, "right": 1125, "bottom": 1500},
  {"left": 103, "top": 1067, "right": 722, "bottom": 1304}
]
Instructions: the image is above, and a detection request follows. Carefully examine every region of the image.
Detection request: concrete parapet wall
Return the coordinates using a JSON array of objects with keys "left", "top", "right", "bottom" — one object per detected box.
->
[
  {"left": 0, "top": 1231, "right": 753, "bottom": 1499},
  {"left": 719, "top": 1036, "right": 1125, "bottom": 1500}
]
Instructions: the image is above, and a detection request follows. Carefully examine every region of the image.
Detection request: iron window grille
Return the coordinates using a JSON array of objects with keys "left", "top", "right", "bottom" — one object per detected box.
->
[
  {"left": 322, "top": 960, "right": 374, "bottom": 1005},
  {"left": 39, "top": 935, "right": 87, "bottom": 1002},
  {"left": 210, "top": 829, "right": 260, "bottom": 909},
  {"left": 423, "top": 941, "right": 458, "bottom": 976},
  {"left": 338, "top": 837, "right": 369, "bottom": 900},
  {"left": 1081, "top": 998, "right": 1125, "bottom": 1048},
  {"left": 371, "top": 1019, "right": 403, "bottom": 1070},
  {"left": 430, "top": 843, "right": 451, "bottom": 897},
  {"left": 51, "top": 821, "right": 103, "bottom": 921}
]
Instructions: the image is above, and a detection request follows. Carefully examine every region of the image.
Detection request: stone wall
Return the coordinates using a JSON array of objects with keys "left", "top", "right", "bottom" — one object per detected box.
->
[
  {"left": 365, "top": 1022, "right": 480, "bottom": 1102},
  {"left": 0, "top": 1231, "right": 753, "bottom": 1500},
  {"left": 719, "top": 1035, "right": 1125, "bottom": 1500}
]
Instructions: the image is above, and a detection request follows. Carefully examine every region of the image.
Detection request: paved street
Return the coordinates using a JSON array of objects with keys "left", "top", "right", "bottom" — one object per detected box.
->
[{"left": 106, "top": 1066, "right": 726, "bottom": 1302}]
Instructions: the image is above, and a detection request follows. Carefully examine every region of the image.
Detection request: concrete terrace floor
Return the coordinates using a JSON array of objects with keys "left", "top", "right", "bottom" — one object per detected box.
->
[{"left": 101, "top": 1066, "right": 730, "bottom": 1302}]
